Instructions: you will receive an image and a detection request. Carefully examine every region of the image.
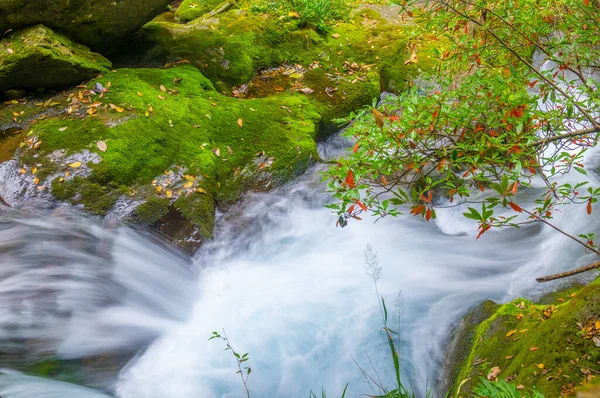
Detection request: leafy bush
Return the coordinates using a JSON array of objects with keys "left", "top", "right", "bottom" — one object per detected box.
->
[{"left": 250, "top": 0, "right": 349, "bottom": 33}]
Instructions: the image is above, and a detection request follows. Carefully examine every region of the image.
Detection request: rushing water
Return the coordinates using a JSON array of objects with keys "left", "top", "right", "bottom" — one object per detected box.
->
[{"left": 0, "top": 132, "right": 599, "bottom": 397}]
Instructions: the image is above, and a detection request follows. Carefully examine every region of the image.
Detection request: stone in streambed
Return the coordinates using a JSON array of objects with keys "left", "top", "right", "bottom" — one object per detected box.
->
[
  {"left": 0, "top": 0, "right": 171, "bottom": 50},
  {"left": 0, "top": 25, "right": 111, "bottom": 92}
]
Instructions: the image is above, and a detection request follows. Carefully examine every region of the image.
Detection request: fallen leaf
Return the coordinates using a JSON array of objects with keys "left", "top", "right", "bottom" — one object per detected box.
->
[
  {"left": 166, "top": 190, "right": 172, "bottom": 199},
  {"left": 173, "top": 77, "right": 182, "bottom": 84},
  {"left": 68, "top": 161, "right": 82, "bottom": 168},
  {"left": 506, "top": 329, "right": 517, "bottom": 337},
  {"left": 159, "top": 85, "right": 166, "bottom": 92},
  {"left": 238, "top": 118, "right": 243, "bottom": 127},
  {"left": 299, "top": 87, "right": 314, "bottom": 94},
  {"left": 505, "top": 355, "right": 514, "bottom": 360},
  {"left": 59, "top": 127, "right": 68, "bottom": 131},
  {"left": 96, "top": 140, "right": 107, "bottom": 152},
  {"left": 227, "top": 146, "right": 233, "bottom": 155},
  {"left": 487, "top": 366, "right": 501, "bottom": 381},
  {"left": 33, "top": 177, "right": 39, "bottom": 185},
  {"left": 183, "top": 181, "right": 194, "bottom": 189},
  {"left": 137, "top": 91, "right": 143, "bottom": 97},
  {"left": 537, "top": 364, "right": 545, "bottom": 369},
  {"left": 530, "top": 347, "right": 539, "bottom": 351},
  {"left": 31, "top": 166, "right": 37, "bottom": 174},
  {"left": 158, "top": 95, "right": 166, "bottom": 100},
  {"left": 6, "top": 48, "right": 14, "bottom": 54},
  {"left": 331, "top": 33, "right": 341, "bottom": 39},
  {"left": 19, "top": 168, "right": 26, "bottom": 174},
  {"left": 212, "top": 148, "right": 221, "bottom": 157},
  {"left": 195, "top": 187, "right": 208, "bottom": 194}
]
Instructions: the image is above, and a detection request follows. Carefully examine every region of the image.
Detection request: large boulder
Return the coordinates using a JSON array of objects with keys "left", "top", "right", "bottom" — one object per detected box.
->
[
  {"left": 0, "top": 25, "right": 111, "bottom": 92},
  {"left": 0, "top": 0, "right": 170, "bottom": 50}
]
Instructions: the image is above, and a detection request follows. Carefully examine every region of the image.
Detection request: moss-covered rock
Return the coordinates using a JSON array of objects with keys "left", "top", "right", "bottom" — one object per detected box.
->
[
  {"left": 0, "top": 25, "right": 111, "bottom": 92},
  {"left": 449, "top": 277, "right": 600, "bottom": 397},
  {"left": 0, "top": 0, "right": 170, "bottom": 50},
  {"left": 117, "top": 5, "right": 442, "bottom": 113},
  {"left": 3, "top": 64, "right": 320, "bottom": 243}
]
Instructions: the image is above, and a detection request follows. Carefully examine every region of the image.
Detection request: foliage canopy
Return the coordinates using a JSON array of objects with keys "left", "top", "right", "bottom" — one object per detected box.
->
[{"left": 326, "top": 0, "right": 600, "bottom": 279}]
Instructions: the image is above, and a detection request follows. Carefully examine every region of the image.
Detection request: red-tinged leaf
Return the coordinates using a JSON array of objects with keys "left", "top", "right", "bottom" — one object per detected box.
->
[
  {"left": 432, "top": 109, "right": 439, "bottom": 119},
  {"left": 512, "top": 182, "right": 518, "bottom": 195},
  {"left": 420, "top": 191, "right": 433, "bottom": 203},
  {"left": 355, "top": 200, "right": 368, "bottom": 212},
  {"left": 353, "top": 142, "right": 359, "bottom": 153},
  {"left": 388, "top": 115, "right": 401, "bottom": 122},
  {"left": 509, "top": 202, "right": 523, "bottom": 213},
  {"left": 587, "top": 200, "right": 593, "bottom": 215},
  {"left": 476, "top": 224, "right": 490, "bottom": 239},
  {"left": 348, "top": 204, "right": 355, "bottom": 215},
  {"left": 425, "top": 208, "right": 432, "bottom": 221},
  {"left": 345, "top": 170, "right": 356, "bottom": 188},
  {"left": 477, "top": 183, "right": 485, "bottom": 192},
  {"left": 381, "top": 175, "right": 387, "bottom": 186},
  {"left": 584, "top": 0, "right": 590, "bottom": 5},
  {"left": 410, "top": 205, "right": 426, "bottom": 215}
]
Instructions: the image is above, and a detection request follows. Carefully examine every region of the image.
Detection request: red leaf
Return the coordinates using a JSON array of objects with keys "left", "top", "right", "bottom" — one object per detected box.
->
[
  {"left": 353, "top": 142, "right": 359, "bottom": 153},
  {"left": 584, "top": 0, "right": 590, "bottom": 5},
  {"left": 354, "top": 200, "right": 368, "bottom": 212},
  {"left": 425, "top": 208, "right": 432, "bottom": 221},
  {"left": 348, "top": 204, "right": 355, "bottom": 215},
  {"left": 476, "top": 223, "right": 490, "bottom": 239},
  {"left": 587, "top": 200, "right": 593, "bottom": 215},
  {"left": 346, "top": 170, "right": 356, "bottom": 189},
  {"left": 511, "top": 182, "right": 518, "bottom": 195},
  {"left": 410, "top": 205, "right": 426, "bottom": 215},
  {"left": 509, "top": 202, "right": 523, "bottom": 213}
]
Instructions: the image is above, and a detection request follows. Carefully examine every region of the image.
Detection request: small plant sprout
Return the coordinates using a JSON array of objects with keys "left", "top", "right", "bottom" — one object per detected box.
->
[{"left": 209, "top": 329, "right": 251, "bottom": 398}]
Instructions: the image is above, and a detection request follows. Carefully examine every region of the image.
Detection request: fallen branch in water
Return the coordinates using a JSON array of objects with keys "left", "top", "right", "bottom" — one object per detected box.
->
[{"left": 536, "top": 262, "right": 600, "bottom": 283}]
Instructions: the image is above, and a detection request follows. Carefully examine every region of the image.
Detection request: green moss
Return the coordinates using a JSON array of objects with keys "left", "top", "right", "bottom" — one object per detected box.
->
[
  {"left": 173, "top": 192, "right": 215, "bottom": 238},
  {"left": 136, "top": 196, "right": 171, "bottom": 223},
  {"left": 175, "top": 0, "right": 225, "bottom": 22},
  {"left": 453, "top": 278, "right": 600, "bottom": 397},
  {"left": 0, "top": 25, "right": 111, "bottom": 91}
]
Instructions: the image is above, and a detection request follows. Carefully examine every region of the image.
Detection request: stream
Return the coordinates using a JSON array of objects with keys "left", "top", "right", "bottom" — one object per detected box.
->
[{"left": 0, "top": 128, "right": 599, "bottom": 398}]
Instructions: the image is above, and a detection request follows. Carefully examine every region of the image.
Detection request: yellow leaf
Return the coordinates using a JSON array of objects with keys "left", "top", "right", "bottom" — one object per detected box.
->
[
  {"left": 33, "top": 177, "right": 39, "bottom": 185},
  {"left": 31, "top": 166, "right": 37, "bottom": 174},
  {"left": 506, "top": 329, "right": 517, "bottom": 337},
  {"left": 536, "top": 364, "right": 544, "bottom": 369},
  {"left": 195, "top": 187, "right": 208, "bottom": 194},
  {"left": 516, "top": 313, "right": 524, "bottom": 320},
  {"left": 156, "top": 186, "right": 162, "bottom": 192},
  {"left": 158, "top": 95, "right": 166, "bottom": 100},
  {"left": 237, "top": 118, "right": 243, "bottom": 127},
  {"left": 183, "top": 181, "right": 194, "bottom": 189},
  {"left": 19, "top": 168, "right": 26, "bottom": 174},
  {"left": 65, "top": 171, "right": 70, "bottom": 178},
  {"left": 331, "top": 33, "right": 341, "bottom": 39},
  {"left": 404, "top": 51, "right": 418, "bottom": 65},
  {"left": 519, "top": 329, "right": 528, "bottom": 333},
  {"left": 166, "top": 190, "right": 172, "bottom": 199},
  {"left": 183, "top": 174, "right": 196, "bottom": 181},
  {"left": 137, "top": 91, "right": 143, "bottom": 96},
  {"left": 505, "top": 355, "right": 514, "bottom": 360},
  {"left": 68, "top": 161, "right": 82, "bottom": 168}
]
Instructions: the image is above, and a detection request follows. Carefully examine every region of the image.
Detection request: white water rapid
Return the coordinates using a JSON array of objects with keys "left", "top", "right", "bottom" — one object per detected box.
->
[{"left": 0, "top": 123, "right": 599, "bottom": 398}]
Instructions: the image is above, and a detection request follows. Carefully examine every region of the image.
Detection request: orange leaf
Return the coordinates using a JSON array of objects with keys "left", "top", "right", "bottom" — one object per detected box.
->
[
  {"left": 353, "top": 142, "right": 359, "bottom": 153},
  {"left": 345, "top": 170, "right": 356, "bottom": 188},
  {"left": 509, "top": 202, "right": 523, "bottom": 213},
  {"left": 355, "top": 200, "right": 368, "bottom": 212},
  {"left": 425, "top": 208, "right": 432, "bottom": 221},
  {"left": 371, "top": 108, "right": 385, "bottom": 130},
  {"left": 238, "top": 118, "right": 243, "bottom": 127},
  {"left": 410, "top": 205, "right": 426, "bottom": 215},
  {"left": 506, "top": 329, "right": 517, "bottom": 337},
  {"left": 381, "top": 175, "right": 387, "bottom": 186},
  {"left": 348, "top": 204, "right": 355, "bottom": 214},
  {"left": 587, "top": 200, "right": 592, "bottom": 215},
  {"left": 512, "top": 182, "right": 518, "bottom": 195}
]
